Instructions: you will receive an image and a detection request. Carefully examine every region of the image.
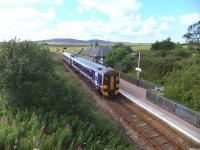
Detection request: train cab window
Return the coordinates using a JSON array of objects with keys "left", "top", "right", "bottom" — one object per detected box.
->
[
  {"left": 104, "top": 76, "right": 108, "bottom": 84},
  {"left": 115, "top": 76, "right": 119, "bottom": 83}
]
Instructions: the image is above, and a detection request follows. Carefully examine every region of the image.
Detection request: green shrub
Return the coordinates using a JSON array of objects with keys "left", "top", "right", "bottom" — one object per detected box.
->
[
  {"left": 104, "top": 46, "right": 133, "bottom": 73},
  {"left": 0, "top": 39, "right": 134, "bottom": 149},
  {"left": 151, "top": 37, "right": 176, "bottom": 51}
]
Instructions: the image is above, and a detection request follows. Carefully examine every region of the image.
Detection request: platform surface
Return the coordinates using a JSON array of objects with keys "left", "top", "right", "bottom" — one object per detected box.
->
[{"left": 120, "top": 79, "right": 200, "bottom": 144}]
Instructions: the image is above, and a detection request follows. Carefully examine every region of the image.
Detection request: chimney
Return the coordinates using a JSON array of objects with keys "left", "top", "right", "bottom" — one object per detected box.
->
[
  {"left": 90, "top": 40, "right": 93, "bottom": 47},
  {"left": 95, "top": 41, "right": 99, "bottom": 47}
]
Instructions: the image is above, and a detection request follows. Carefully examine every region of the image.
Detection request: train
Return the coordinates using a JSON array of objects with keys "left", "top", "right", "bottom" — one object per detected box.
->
[{"left": 62, "top": 52, "right": 120, "bottom": 97}]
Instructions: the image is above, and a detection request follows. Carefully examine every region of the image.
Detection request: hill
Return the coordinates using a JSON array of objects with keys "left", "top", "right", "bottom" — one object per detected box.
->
[{"left": 37, "top": 38, "right": 113, "bottom": 45}]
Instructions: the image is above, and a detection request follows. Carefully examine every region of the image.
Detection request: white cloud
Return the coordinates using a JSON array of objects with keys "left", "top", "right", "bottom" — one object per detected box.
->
[
  {"left": 179, "top": 13, "right": 200, "bottom": 26},
  {"left": 54, "top": 0, "right": 63, "bottom": 5},
  {"left": 44, "top": 8, "right": 56, "bottom": 20},
  {"left": 78, "top": 0, "right": 142, "bottom": 21},
  {"left": 0, "top": 7, "right": 55, "bottom": 41},
  {"left": 0, "top": 0, "right": 40, "bottom": 5},
  {"left": 73, "top": 0, "right": 175, "bottom": 42},
  {"left": 0, "top": 0, "right": 198, "bottom": 43},
  {"left": 77, "top": 6, "right": 84, "bottom": 13},
  {"left": 34, "top": 16, "right": 170, "bottom": 43},
  {"left": 160, "top": 16, "right": 175, "bottom": 23},
  {"left": 0, "top": 0, "right": 63, "bottom": 6},
  {"left": 142, "top": 17, "right": 157, "bottom": 30}
]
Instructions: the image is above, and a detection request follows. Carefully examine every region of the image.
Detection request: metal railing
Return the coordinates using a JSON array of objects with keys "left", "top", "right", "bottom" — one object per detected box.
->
[
  {"left": 146, "top": 90, "right": 200, "bottom": 128},
  {"left": 119, "top": 71, "right": 200, "bottom": 128},
  {"left": 120, "top": 71, "right": 160, "bottom": 89}
]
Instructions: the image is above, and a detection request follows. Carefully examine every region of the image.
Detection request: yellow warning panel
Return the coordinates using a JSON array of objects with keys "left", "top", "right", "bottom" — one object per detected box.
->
[{"left": 110, "top": 76, "right": 114, "bottom": 90}]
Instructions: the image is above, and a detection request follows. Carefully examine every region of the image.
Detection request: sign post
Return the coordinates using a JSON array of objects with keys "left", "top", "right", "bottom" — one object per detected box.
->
[
  {"left": 131, "top": 52, "right": 142, "bottom": 86},
  {"left": 135, "top": 52, "right": 141, "bottom": 86}
]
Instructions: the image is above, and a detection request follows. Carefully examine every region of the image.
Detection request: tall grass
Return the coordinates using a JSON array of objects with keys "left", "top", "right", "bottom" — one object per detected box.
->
[{"left": 0, "top": 53, "right": 134, "bottom": 149}]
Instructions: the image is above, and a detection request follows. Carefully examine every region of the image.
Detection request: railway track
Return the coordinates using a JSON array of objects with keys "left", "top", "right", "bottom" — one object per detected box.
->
[
  {"left": 61, "top": 57, "right": 188, "bottom": 149},
  {"left": 106, "top": 96, "right": 184, "bottom": 150}
]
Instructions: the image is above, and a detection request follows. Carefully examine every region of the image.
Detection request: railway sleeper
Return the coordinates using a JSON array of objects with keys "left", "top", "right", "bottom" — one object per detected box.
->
[
  {"left": 143, "top": 130, "right": 158, "bottom": 137},
  {"left": 148, "top": 133, "right": 160, "bottom": 138},
  {"left": 131, "top": 117, "right": 141, "bottom": 123},
  {"left": 128, "top": 115, "right": 138, "bottom": 120},
  {"left": 119, "top": 109, "right": 134, "bottom": 116},
  {"left": 152, "top": 136, "right": 168, "bottom": 146},
  {"left": 161, "top": 140, "right": 174, "bottom": 149},
  {"left": 124, "top": 113, "right": 135, "bottom": 118},
  {"left": 161, "top": 143, "right": 175, "bottom": 150},
  {"left": 136, "top": 123, "right": 147, "bottom": 128},
  {"left": 144, "top": 130, "right": 159, "bottom": 137},
  {"left": 139, "top": 125, "right": 153, "bottom": 132}
]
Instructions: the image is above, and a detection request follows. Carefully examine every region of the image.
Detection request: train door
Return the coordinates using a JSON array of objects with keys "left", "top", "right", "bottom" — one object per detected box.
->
[
  {"left": 70, "top": 59, "right": 72, "bottom": 66},
  {"left": 97, "top": 74, "right": 102, "bottom": 85},
  {"left": 91, "top": 70, "right": 95, "bottom": 81},
  {"left": 102, "top": 75, "right": 109, "bottom": 96},
  {"left": 95, "top": 72, "right": 98, "bottom": 86}
]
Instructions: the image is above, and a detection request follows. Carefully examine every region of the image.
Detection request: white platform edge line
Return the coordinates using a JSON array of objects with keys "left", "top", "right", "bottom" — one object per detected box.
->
[{"left": 119, "top": 89, "right": 200, "bottom": 144}]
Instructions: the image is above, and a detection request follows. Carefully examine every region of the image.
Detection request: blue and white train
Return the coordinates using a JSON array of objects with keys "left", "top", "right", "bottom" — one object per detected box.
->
[{"left": 63, "top": 52, "right": 120, "bottom": 97}]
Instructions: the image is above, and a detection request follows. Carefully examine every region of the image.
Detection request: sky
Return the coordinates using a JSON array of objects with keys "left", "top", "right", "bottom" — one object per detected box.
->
[{"left": 0, "top": 0, "right": 199, "bottom": 43}]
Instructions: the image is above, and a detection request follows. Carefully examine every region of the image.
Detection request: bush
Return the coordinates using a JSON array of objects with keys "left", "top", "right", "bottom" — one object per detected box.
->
[
  {"left": 172, "top": 45, "right": 193, "bottom": 58},
  {"left": 151, "top": 37, "right": 176, "bottom": 51},
  {"left": 164, "top": 65, "right": 200, "bottom": 111},
  {"left": 0, "top": 39, "right": 54, "bottom": 108},
  {"left": 0, "top": 40, "right": 90, "bottom": 115},
  {"left": 104, "top": 45, "right": 133, "bottom": 73}
]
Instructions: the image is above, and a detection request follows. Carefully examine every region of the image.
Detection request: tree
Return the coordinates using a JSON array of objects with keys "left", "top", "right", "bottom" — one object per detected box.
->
[
  {"left": 0, "top": 39, "right": 54, "bottom": 108},
  {"left": 183, "top": 21, "right": 200, "bottom": 51},
  {"left": 104, "top": 46, "right": 133, "bottom": 73},
  {"left": 112, "top": 43, "right": 132, "bottom": 53},
  {"left": 151, "top": 37, "right": 176, "bottom": 51}
]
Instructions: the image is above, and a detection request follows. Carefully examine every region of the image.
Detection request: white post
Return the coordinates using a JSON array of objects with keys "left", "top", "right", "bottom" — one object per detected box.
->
[
  {"left": 137, "top": 52, "right": 140, "bottom": 80},
  {"left": 101, "top": 47, "right": 102, "bottom": 60}
]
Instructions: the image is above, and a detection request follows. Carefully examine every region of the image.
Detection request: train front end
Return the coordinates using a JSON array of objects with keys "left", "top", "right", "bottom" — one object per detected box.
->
[{"left": 102, "top": 70, "right": 120, "bottom": 97}]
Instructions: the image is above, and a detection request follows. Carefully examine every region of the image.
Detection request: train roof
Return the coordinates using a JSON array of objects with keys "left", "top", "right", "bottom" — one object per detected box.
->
[{"left": 63, "top": 52, "right": 113, "bottom": 73}]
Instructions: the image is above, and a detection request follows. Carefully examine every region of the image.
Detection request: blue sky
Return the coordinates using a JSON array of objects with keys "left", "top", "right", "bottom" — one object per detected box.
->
[{"left": 0, "top": 0, "right": 199, "bottom": 43}]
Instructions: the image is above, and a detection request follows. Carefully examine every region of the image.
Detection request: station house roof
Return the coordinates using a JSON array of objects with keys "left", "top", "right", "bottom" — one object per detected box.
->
[{"left": 81, "top": 44, "right": 112, "bottom": 58}]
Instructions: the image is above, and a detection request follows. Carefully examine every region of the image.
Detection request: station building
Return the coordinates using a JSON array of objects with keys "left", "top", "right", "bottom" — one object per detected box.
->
[{"left": 80, "top": 42, "right": 112, "bottom": 64}]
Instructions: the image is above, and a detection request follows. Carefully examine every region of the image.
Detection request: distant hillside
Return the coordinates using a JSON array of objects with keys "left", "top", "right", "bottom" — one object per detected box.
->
[{"left": 37, "top": 38, "right": 113, "bottom": 45}]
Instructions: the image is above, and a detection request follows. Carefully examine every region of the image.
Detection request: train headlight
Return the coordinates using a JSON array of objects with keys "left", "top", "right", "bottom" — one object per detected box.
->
[{"left": 103, "top": 85, "right": 108, "bottom": 89}]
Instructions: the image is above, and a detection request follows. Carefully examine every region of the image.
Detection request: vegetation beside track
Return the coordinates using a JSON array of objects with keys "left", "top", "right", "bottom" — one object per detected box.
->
[
  {"left": 47, "top": 35, "right": 200, "bottom": 112},
  {"left": 104, "top": 39, "right": 200, "bottom": 112},
  {"left": 0, "top": 39, "right": 134, "bottom": 149}
]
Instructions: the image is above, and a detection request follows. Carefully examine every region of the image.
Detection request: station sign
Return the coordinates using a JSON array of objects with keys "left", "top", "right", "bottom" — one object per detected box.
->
[{"left": 135, "top": 67, "right": 142, "bottom": 72}]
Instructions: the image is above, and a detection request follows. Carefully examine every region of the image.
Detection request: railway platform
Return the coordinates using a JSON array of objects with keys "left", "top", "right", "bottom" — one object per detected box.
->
[{"left": 120, "top": 79, "right": 200, "bottom": 145}]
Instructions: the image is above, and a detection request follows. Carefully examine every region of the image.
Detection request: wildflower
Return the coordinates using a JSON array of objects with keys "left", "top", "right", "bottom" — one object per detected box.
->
[
  {"left": 65, "top": 123, "right": 71, "bottom": 129},
  {"left": 76, "top": 145, "right": 82, "bottom": 150}
]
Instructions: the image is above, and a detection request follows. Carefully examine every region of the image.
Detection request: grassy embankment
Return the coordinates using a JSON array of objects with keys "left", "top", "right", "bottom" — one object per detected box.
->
[{"left": 0, "top": 41, "right": 134, "bottom": 150}]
